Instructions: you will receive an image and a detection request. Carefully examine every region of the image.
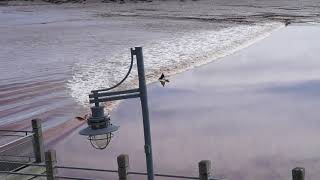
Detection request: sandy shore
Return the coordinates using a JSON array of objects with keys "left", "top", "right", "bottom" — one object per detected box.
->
[{"left": 52, "top": 24, "right": 320, "bottom": 180}]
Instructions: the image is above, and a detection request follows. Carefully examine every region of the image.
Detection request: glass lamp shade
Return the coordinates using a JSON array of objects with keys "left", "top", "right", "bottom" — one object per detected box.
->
[
  {"left": 79, "top": 122, "right": 119, "bottom": 150},
  {"left": 89, "top": 133, "right": 113, "bottom": 150}
]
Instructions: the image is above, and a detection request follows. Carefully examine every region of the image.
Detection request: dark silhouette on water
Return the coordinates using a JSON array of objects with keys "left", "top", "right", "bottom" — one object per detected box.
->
[
  {"left": 285, "top": 19, "right": 291, "bottom": 26},
  {"left": 158, "top": 73, "right": 169, "bottom": 87},
  {"left": 75, "top": 114, "right": 88, "bottom": 121}
]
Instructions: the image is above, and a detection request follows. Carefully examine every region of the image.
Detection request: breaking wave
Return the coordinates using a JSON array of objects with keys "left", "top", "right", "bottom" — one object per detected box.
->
[{"left": 67, "top": 22, "right": 283, "bottom": 107}]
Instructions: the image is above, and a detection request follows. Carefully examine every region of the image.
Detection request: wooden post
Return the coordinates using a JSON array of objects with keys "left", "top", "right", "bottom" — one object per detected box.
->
[
  {"left": 292, "top": 167, "right": 305, "bottom": 180},
  {"left": 32, "top": 119, "right": 44, "bottom": 163},
  {"left": 199, "top": 160, "right": 211, "bottom": 180},
  {"left": 117, "top": 154, "right": 130, "bottom": 180},
  {"left": 45, "top": 150, "right": 57, "bottom": 180}
]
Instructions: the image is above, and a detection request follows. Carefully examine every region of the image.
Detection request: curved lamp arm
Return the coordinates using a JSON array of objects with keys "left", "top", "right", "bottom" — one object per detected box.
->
[{"left": 91, "top": 48, "right": 135, "bottom": 93}]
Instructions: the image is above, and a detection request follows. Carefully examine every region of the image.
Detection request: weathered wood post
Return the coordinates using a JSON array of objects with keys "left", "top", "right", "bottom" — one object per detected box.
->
[
  {"left": 292, "top": 167, "right": 305, "bottom": 180},
  {"left": 199, "top": 160, "right": 211, "bottom": 180},
  {"left": 45, "top": 150, "right": 57, "bottom": 180},
  {"left": 32, "top": 119, "right": 44, "bottom": 163},
  {"left": 117, "top": 154, "right": 130, "bottom": 180}
]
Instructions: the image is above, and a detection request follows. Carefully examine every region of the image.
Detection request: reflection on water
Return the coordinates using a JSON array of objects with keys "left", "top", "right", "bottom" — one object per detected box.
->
[{"left": 54, "top": 25, "right": 320, "bottom": 180}]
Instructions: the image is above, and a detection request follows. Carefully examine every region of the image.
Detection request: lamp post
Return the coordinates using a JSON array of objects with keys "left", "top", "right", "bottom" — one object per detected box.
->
[{"left": 79, "top": 47, "right": 154, "bottom": 180}]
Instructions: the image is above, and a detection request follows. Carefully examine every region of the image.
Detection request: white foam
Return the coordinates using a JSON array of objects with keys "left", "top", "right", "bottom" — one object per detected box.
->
[
  {"left": 67, "top": 22, "right": 283, "bottom": 108},
  {"left": 307, "top": 22, "right": 320, "bottom": 25}
]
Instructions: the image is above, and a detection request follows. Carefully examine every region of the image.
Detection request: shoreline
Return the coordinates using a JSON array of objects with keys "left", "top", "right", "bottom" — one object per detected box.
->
[{"left": 2, "top": 0, "right": 320, "bottom": 24}]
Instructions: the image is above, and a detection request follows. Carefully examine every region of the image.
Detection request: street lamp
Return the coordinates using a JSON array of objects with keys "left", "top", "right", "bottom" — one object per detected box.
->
[
  {"left": 79, "top": 105, "right": 119, "bottom": 149},
  {"left": 79, "top": 47, "right": 154, "bottom": 180}
]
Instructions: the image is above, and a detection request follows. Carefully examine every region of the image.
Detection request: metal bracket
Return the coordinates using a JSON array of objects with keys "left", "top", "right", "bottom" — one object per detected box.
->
[
  {"left": 89, "top": 89, "right": 140, "bottom": 104},
  {"left": 144, "top": 145, "right": 151, "bottom": 154},
  {"left": 131, "top": 48, "right": 137, "bottom": 55}
]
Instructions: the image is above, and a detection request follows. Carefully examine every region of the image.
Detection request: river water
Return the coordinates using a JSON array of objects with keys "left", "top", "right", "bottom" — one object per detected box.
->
[
  {"left": 0, "top": 1, "right": 320, "bottom": 179},
  {"left": 1, "top": 1, "right": 319, "bottom": 130},
  {"left": 52, "top": 24, "right": 320, "bottom": 180}
]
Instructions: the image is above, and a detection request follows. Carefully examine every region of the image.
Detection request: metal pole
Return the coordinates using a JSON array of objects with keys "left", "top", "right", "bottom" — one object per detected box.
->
[{"left": 134, "top": 47, "right": 154, "bottom": 180}]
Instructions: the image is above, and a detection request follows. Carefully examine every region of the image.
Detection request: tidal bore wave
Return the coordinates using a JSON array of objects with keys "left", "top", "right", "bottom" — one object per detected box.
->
[{"left": 67, "top": 22, "right": 283, "bottom": 107}]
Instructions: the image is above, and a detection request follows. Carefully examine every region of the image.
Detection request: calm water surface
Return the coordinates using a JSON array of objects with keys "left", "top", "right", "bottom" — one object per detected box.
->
[{"left": 54, "top": 25, "right": 320, "bottom": 180}]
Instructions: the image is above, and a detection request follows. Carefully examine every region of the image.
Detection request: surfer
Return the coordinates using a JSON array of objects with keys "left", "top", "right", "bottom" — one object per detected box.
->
[{"left": 158, "top": 73, "right": 170, "bottom": 87}]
